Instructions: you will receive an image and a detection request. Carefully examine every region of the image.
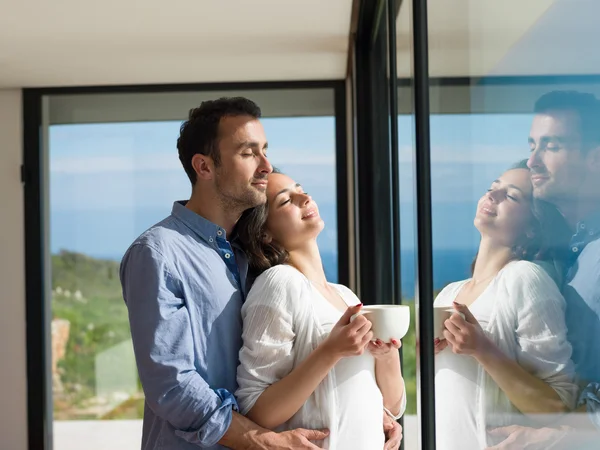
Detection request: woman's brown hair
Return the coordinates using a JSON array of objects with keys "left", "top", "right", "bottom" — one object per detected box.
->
[
  {"left": 471, "top": 160, "right": 571, "bottom": 281},
  {"left": 234, "top": 167, "right": 290, "bottom": 277}
]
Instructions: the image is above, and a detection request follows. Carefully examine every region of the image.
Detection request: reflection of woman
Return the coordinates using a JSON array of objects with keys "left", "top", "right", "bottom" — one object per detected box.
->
[
  {"left": 434, "top": 166, "right": 578, "bottom": 450},
  {"left": 235, "top": 171, "right": 406, "bottom": 449}
]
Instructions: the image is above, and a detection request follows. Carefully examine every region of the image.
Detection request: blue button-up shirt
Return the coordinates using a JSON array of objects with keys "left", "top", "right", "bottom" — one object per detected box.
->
[
  {"left": 120, "top": 201, "right": 248, "bottom": 449},
  {"left": 563, "top": 210, "right": 600, "bottom": 428}
]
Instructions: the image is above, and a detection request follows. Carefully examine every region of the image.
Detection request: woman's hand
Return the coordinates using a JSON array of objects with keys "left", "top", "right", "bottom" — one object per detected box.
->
[
  {"left": 434, "top": 337, "right": 448, "bottom": 354},
  {"left": 442, "top": 301, "right": 492, "bottom": 358},
  {"left": 321, "top": 304, "right": 373, "bottom": 359},
  {"left": 368, "top": 338, "right": 401, "bottom": 360}
]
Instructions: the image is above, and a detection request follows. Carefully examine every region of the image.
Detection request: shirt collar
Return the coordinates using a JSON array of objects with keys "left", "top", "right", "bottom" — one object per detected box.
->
[
  {"left": 568, "top": 208, "right": 600, "bottom": 264},
  {"left": 171, "top": 201, "right": 228, "bottom": 243},
  {"left": 575, "top": 209, "right": 600, "bottom": 237}
]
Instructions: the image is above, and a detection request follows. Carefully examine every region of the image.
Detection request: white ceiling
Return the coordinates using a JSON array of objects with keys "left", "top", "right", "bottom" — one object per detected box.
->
[
  {"left": 3, "top": 0, "right": 597, "bottom": 89},
  {"left": 397, "top": 0, "right": 600, "bottom": 78},
  {"left": 0, "top": 0, "right": 352, "bottom": 88}
]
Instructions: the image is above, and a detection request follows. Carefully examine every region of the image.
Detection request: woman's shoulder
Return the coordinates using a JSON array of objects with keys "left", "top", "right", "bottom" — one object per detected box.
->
[
  {"left": 499, "top": 260, "right": 564, "bottom": 309},
  {"left": 246, "top": 265, "right": 308, "bottom": 304},
  {"left": 434, "top": 279, "right": 469, "bottom": 305},
  {"left": 500, "top": 260, "right": 557, "bottom": 286}
]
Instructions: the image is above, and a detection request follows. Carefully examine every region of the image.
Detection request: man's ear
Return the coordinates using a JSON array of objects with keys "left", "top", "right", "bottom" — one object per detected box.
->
[
  {"left": 191, "top": 154, "right": 214, "bottom": 181},
  {"left": 587, "top": 146, "right": 600, "bottom": 173}
]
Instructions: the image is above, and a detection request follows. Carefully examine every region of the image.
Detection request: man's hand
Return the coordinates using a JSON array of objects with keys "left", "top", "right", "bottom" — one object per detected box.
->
[
  {"left": 219, "top": 411, "right": 328, "bottom": 450},
  {"left": 383, "top": 412, "right": 402, "bottom": 450},
  {"left": 253, "top": 428, "right": 329, "bottom": 450},
  {"left": 486, "top": 425, "right": 572, "bottom": 450}
]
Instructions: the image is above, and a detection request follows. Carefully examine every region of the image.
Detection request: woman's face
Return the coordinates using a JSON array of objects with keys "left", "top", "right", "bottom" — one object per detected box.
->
[
  {"left": 474, "top": 168, "right": 534, "bottom": 246},
  {"left": 264, "top": 173, "right": 324, "bottom": 250}
]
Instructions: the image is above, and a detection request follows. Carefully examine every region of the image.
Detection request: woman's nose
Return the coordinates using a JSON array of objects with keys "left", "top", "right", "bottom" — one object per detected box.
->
[{"left": 486, "top": 190, "right": 499, "bottom": 202}]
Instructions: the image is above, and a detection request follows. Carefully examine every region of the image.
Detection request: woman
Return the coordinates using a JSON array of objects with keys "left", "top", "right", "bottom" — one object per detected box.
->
[
  {"left": 433, "top": 164, "right": 578, "bottom": 449},
  {"left": 234, "top": 170, "right": 406, "bottom": 449}
]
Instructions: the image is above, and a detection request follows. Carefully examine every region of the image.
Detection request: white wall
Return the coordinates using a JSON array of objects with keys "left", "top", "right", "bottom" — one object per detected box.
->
[{"left": 0, "top": 89, "right": 28, "bottom": 449}]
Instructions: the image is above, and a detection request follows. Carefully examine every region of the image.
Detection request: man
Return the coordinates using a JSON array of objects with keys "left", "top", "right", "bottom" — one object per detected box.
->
[
  {"left": 120, "top": 97, "right": 402, "bottom": 449},
  {"left": 488, "top": 91, "right": 600, "bottom": 449}
]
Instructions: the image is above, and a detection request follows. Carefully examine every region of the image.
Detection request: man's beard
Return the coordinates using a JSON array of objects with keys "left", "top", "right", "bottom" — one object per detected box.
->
[{"left": 215, "top": 176, "right": 265, "bottom": 212}]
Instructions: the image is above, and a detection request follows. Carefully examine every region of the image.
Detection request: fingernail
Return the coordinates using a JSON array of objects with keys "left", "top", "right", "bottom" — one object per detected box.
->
[
  {"left": 392, "top": 339, "right": 398, "bottom": 345},
  {"left": 434, "top": 338, "right": 440, "bottom": 344}
]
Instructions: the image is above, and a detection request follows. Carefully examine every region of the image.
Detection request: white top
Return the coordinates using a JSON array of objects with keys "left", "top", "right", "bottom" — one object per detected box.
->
[
  {"left": 236, "top": 265, "right": 404, "bottom": 449},
  {"left": 435, "top": 279, "right": 494, "bottom": 450},
  {"left": 433, "top": 260, "right": 578, "bottom": 449}
]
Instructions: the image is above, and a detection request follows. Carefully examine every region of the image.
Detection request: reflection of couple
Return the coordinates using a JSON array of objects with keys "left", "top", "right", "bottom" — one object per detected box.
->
[
  {"left": 434, "top": 91, "right": 600, "bottom": 450},
  {"left": 120, "top": 98, "right": 404, "bottom": 449}
]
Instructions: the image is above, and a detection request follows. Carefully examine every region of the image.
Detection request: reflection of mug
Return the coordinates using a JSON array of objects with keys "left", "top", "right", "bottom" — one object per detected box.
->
[
  {"left": 433, "top": 305, "right": 465, "bottom": 339},
  {"left": 351, "top": 305, "right": 410, "bottom": 343}
]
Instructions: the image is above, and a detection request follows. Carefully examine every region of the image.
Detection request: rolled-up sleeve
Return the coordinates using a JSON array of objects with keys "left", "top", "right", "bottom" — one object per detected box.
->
[
  {"left": 120, "top": 243, "right": 237, "bottom": 447},
  {"left": 510, "top": 261, "right": 578, "bottom": 409},
  {"left": 578, "top": 382, "right": 600, "bottom": 430},
  {"left": 235, "top": 267, "right": 297, "bottom": 416}
]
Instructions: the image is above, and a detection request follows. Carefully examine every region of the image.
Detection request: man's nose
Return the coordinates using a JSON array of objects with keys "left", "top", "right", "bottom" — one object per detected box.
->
[
  {"left": 258, "top": 153, "right": 272, "bottom": 174},
  {"left": 527, "top": 148, "right": 541, "bottom": 169}
]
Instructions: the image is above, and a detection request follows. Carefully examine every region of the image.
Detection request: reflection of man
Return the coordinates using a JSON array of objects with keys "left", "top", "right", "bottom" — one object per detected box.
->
[
  {"left": 120, "top": 97, "right": 402, "bottom": 449},
  {"left": 489, "top": 91, "right": 600, "bottom": 449}
]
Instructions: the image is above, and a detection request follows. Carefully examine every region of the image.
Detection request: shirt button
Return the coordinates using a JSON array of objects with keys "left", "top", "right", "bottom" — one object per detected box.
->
[
  {"left": 225, "top": 253, "right": 231, "bottom": 259},
  {"left": 580, "top": 223, "right": 586, "bottom": 230},
  {"left": 590, "top": 231, "right": 595, "bottom": 236},
  {"left": 572, "top": 246, "right": 579, "bottom": 253},
  {"left": 209, "top": 237, "right": 214, "bottom": 242},
  {"left": 217, "top": 230, "right": 223, "bottom": 236}
]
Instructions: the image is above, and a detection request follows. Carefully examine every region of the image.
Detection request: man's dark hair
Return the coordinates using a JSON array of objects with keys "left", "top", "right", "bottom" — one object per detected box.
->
[
  {"left": 177, "top": 97, "right": 262, "bottom": 184},
  {"left": 534, "top": 90, "right": 600, "bottom": 152}
]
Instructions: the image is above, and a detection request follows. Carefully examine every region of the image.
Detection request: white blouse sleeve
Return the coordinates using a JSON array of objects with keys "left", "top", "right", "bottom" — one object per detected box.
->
[
  {"left": 505, "top": 261, "right": 578, "bottom": 409},
  {"left": 235, "top": 266, "right": 304, "bottom": 415}
]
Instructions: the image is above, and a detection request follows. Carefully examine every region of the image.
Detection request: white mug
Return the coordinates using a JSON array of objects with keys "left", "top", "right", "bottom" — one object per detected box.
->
[
  {"left": 433, "top": 305, "right": 465, "bottom": 340},
  {"left": 351, "top": 304, "right": 411, "bottom": 343}
]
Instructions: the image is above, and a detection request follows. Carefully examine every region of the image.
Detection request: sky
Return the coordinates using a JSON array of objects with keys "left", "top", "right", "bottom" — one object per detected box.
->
[{"left": 49, "top": 112, "right": 536, "bottom": 261}]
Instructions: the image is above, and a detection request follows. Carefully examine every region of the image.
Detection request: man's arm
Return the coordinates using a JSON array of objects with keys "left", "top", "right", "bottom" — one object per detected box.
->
[
  {"left": 219, "top": 412, "right": 328, "bottom": 450},
  {"left": 121, "top": 243, "right": 236, "bottom": 447}
]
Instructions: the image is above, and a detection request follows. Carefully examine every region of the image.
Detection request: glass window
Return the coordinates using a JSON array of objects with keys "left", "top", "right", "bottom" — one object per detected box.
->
[
  {"left": 46, "top": 90, "right": 339, "bottom": 449},
  {"left": 397, "top": 0, "right": 600, "bottom": 448}
]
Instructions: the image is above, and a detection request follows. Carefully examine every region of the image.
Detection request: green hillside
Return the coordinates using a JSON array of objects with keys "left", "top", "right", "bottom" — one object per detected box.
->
[{"left": 52, "top": 250, "right": 418, "bottom": 419}]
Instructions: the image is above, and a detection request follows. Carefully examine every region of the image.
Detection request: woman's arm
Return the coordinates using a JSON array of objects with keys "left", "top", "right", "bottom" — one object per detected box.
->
[
  {"left": 247, "top": 304, "right": 373, "bottom": 429},
  {"left": 446, "top": 302, "right": 569, "bottom": 415},
  {"left": 370, "top": 340, "right": 405, "bottom": 417}
]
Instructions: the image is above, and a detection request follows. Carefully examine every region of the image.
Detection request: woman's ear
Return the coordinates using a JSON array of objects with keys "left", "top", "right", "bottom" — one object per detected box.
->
[{"left": 262, "top": 233, "right": 272, "bottom": 244}]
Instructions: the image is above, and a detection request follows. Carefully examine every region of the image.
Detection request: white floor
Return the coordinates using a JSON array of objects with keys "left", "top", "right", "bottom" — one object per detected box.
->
[{"left": 54, "top": 416, "right": 419, "bottom": 450}]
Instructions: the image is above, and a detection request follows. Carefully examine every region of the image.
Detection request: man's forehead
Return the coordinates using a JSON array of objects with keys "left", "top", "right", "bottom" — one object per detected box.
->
[
  {"left": 219, "top": 116, "right": 264, "bottom": 139},
  {"left": 530, "top": 110, "right": 582, "bottom": 137}
]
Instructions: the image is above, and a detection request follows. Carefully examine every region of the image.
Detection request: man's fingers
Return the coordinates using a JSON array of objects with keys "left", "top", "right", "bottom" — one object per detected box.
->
[
  {"left": 487, "top": 426, "right": 519, "bottom": 438},
  {"left": 296, "top": 428, "right": 330, "bottom": 441},
  {"left": 485, "top": 433, "right": 518, "bottom": 450}
]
